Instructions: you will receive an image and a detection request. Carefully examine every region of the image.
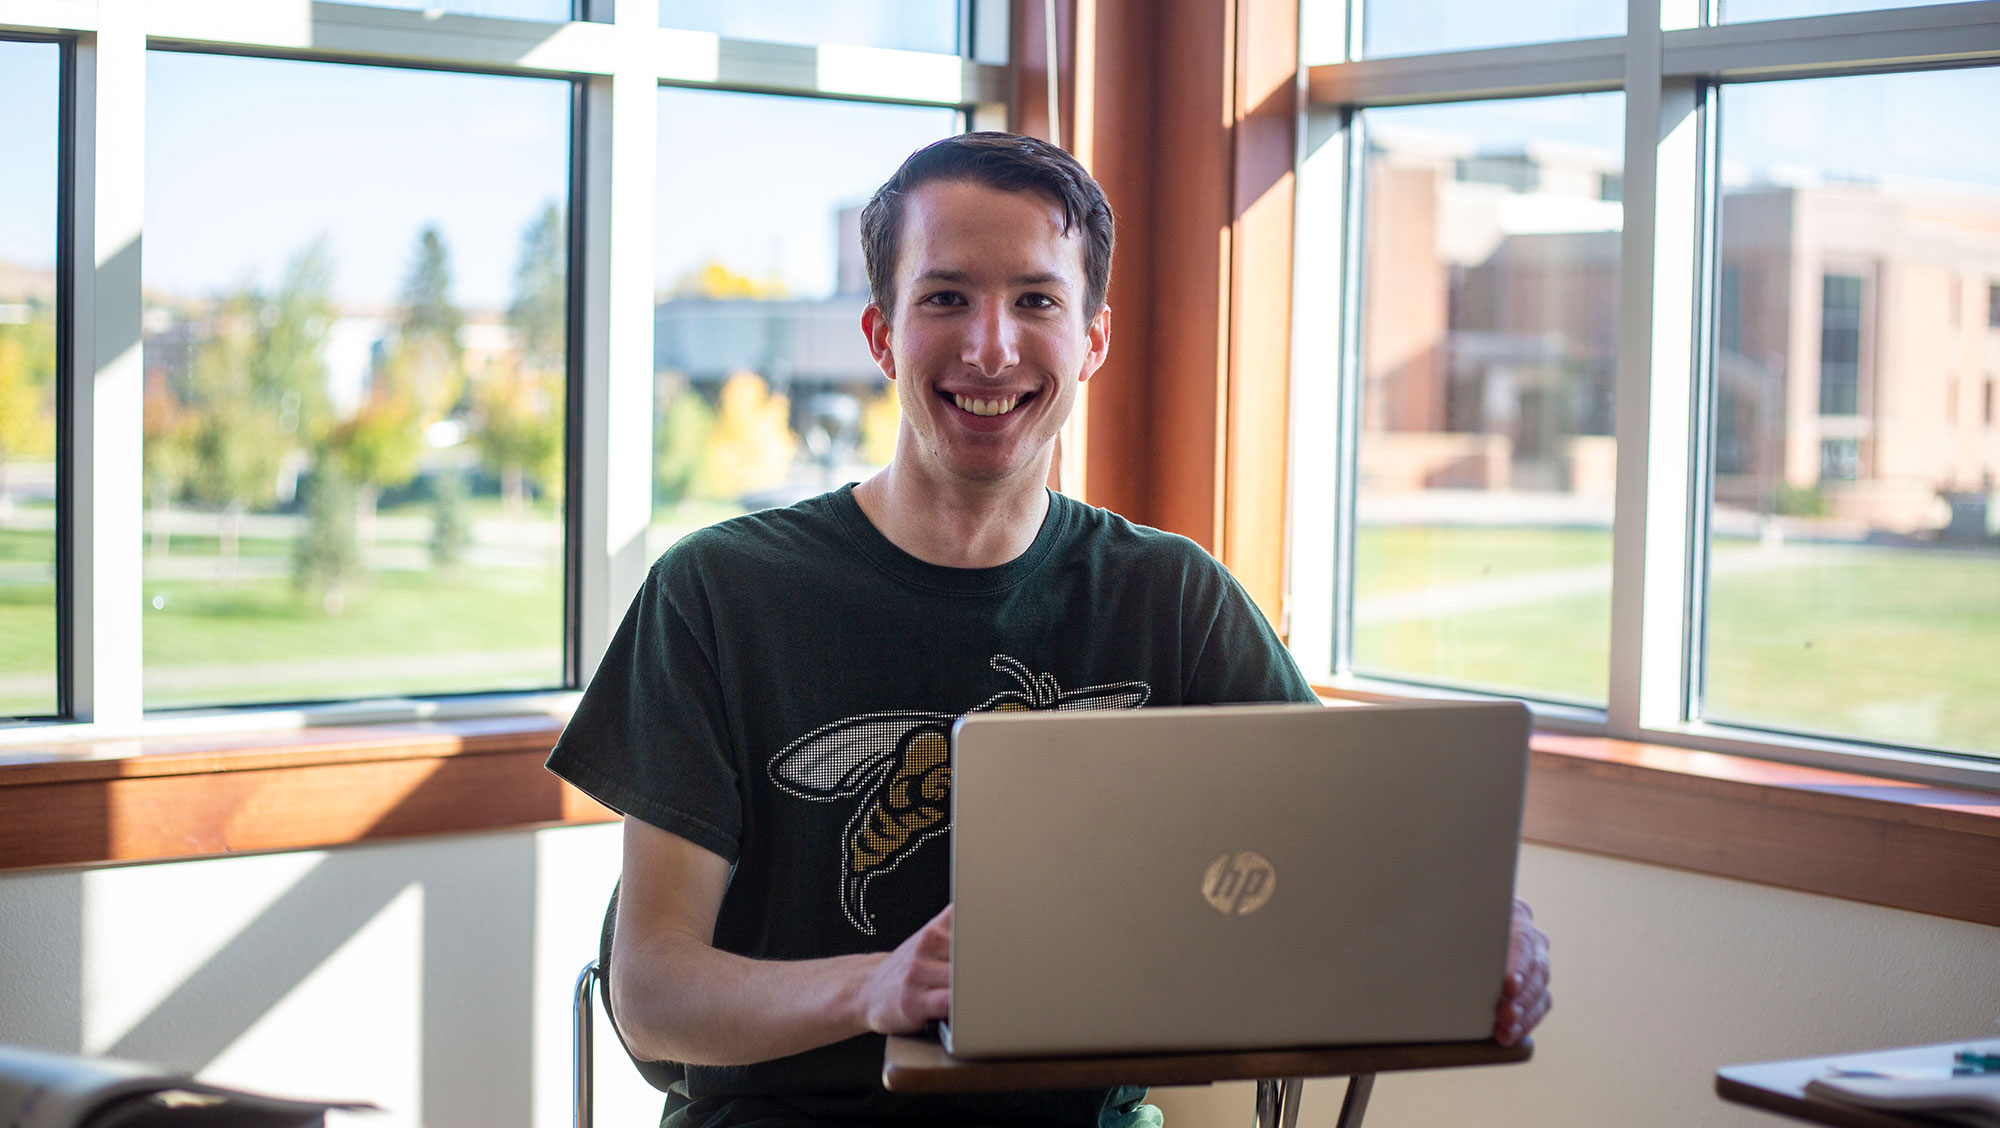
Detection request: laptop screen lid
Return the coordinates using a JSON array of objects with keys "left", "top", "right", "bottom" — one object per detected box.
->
[{"left": 942, "top": 700, "right": 1529, "bottom": 1059}]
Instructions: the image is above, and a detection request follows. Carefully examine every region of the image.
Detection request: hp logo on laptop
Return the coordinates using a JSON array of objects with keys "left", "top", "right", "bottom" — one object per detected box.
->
[{"left": 1201, "top": 850, "right": 1276, "bottom": 915}]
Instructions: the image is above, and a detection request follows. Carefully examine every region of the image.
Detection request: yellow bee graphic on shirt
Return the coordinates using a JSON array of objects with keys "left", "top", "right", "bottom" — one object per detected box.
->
[{"left": 768, "top": 655, "right": 1150, "bottom": 935}]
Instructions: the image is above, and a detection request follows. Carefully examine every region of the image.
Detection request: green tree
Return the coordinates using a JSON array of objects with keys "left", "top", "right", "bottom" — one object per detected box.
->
[
  {"left": 142, "top": 376, "right": 200, "bottom": 557},
  {"left": 292, "top": 461, "right": 362, "bottom": 615},
  {"left": 654, "top": 378, "right": 715, "bottom": 505},
  {"left": 428, "top": 467, "right": 472, "bottom": 574},
  {"left": 184, "top": 294, "right": 288, "bottom": 581},
  {"left": 390, "top": 225, "right": 465, "bottom": 423},
  {"left": 469, "top": 357, "right": 563, "bottom": 514},
  {"left": 470, "top": 205, "right": 568, "bottom": 513},
  {"left": 508, "top": 203, "right": 566, "bottom": 373}
]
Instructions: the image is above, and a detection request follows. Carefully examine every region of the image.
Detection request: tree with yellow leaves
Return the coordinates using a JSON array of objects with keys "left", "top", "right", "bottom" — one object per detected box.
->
[{"left": 696, "top": 372, "right": 797, "bottom": 502}]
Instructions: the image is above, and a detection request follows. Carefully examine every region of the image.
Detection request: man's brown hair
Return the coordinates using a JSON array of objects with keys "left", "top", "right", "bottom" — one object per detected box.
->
[{"left": 860, "top": 131, "right": 1115, "bottom": 318}]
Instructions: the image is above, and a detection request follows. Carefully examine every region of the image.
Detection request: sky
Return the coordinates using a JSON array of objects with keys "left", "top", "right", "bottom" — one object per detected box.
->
[
  {"left": 1313, "top": 0, "right": 1966, "bottom": 60},
  {"left": 1, "top": 13, "right": 1996, "bottom": 306},
  {"left": 654, "top": 89, "right": 956, "bottom": 298},
  {"left": 358, "top": 0, "right": 960, "bottom": 51}
]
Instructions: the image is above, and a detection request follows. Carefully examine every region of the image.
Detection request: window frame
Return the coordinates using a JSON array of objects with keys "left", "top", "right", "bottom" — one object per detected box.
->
[
  {"left": 0, "top": 0, "right": 1010, "bottom": 743},
  {"left": 1292, "top": 0, "right": 2000, "bottom": 790}
]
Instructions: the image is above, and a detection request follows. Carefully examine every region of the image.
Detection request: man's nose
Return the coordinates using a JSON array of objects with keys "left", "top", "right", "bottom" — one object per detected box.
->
[{"left": 962, "top": 299, "right": 1018, "bottom": 377}]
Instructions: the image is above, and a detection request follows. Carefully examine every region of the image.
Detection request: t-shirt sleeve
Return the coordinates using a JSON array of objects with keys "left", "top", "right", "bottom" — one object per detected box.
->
[
  {"left": 546, "top": 551, "right": 742, "bottom": 862},
  {"left": 1181, "top": 552, "right": 1319, "bottom": 706}
]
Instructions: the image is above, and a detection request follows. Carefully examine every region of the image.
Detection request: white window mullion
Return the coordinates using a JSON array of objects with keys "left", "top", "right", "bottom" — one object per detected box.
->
[
  {"left": 574, "top": 0, "right": 657, "bottom": 682},
  {"left": 1607, "top": 0, "right": 1703, "bottom": 737},
  {"left": 1283, "top": 103, "right": 1350, "bottom": 683},
  {"left": 66, "top": 0, "right": 145, "bottom": 730}
]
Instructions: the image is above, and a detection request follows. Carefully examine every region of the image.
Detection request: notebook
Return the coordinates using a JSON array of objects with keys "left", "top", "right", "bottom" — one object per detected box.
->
[{"left": 940, "top": 699, "right": 1530, "bottom": 1059}]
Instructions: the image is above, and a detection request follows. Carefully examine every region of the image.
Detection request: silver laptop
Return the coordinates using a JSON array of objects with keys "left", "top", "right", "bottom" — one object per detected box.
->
[{"left": 940, "top": 700, "right": 1529, "bottom": 1059}]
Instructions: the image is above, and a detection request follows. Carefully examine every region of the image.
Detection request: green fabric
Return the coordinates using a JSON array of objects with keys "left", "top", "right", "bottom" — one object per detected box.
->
[{"left": 551, "top": 485, "right": 1315, "bottom": 1127}]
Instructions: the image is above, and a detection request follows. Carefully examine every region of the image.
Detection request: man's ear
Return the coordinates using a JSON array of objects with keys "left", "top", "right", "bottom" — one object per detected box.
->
[
  {"left": 1079, "top": 304, "right": 1111, "bottom": 383},
  {"left": 862, "top": 303, "right": 896, "bottom": 380}
]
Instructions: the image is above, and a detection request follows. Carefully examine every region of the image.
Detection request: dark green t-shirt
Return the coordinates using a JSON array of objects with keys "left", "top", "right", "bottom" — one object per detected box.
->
[{"left": 548, "top": 485, "right": 1316, "bottom": 1127}]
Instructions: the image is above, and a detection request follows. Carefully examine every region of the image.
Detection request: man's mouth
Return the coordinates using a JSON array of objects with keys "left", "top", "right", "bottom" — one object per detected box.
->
[{"left": 950, "top": 392, "right": 1028, "bottom": 417}]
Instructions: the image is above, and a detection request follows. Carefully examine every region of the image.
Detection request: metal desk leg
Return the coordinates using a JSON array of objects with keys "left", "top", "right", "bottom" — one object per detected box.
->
[
  {"left": 574, "top": 962, "right": 597, "bottom": 1128},
  {"left": 1253, "top": 1077, "right": 1306, "bottom": 1128},
  {"left": 1334, "top": 1073, "right": 1375, "bottom": 1128}
]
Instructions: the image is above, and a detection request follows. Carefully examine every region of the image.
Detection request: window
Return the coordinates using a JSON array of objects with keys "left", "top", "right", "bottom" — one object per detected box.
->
[
  {"left": 1296, "top": 3, "right": 2000, "bottom": 776},
  {"left": 1348, "top": 94, "right": 1623, "bottom": 706},
  {"left": 0, "top": 39, "right": 61, "bottom": 720},
  {"left": 143, "top": 53, "right": 573, "bottom": 710},
  {"left": 660, "top": 0, "right": 961, "bottom": 52},
  {"left": 650, "top": 90, "right": 957, "bottom": 556},
  {"left": 1702, "top": 69, "right": 2000, "bottom": 760},
  {"left": 1990, "top": 283, "right": 2000, "bottom": 327},
  {"left": 1817, "top": 273, "right": 1863, "bottom": 417},
  {"left": 1324, "top": 0, "right": 1624, "bottom": 61},
  {"left": 0, "top": 2, "right": 1000, "bottom": 737}
]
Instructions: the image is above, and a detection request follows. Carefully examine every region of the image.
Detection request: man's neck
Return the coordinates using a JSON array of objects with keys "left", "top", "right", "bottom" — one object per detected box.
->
[{"left": 851, "top": 463, "right": 1053, "bottom": 570}]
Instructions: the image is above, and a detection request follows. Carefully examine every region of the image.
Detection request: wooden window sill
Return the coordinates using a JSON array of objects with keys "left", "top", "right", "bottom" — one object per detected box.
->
[
  {"left": 2, "top": 711, "right": 1995, "bottom": 931},
  {"left": 0, "top": 715, "right": 611, "bottom": 871}
]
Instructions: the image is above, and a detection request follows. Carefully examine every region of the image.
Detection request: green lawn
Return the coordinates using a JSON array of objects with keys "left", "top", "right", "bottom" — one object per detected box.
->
[
  {"left": 1704, "top": 547, "right": 2000, "bottom": 755},
  {"left": 1355, "top": 525, "right": 1613, "bottom": 595},
  {"left": 6, "top": 516, "right": 1996, "bottom": 760},
  {"left": 1350, "top": 526, "right": 2000, "bottom": 757}
]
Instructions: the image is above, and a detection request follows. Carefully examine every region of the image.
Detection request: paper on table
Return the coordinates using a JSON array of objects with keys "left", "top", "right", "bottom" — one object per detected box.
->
[{"left": 1805, "top": 1071, "right": 2000, "bottom": 1128}]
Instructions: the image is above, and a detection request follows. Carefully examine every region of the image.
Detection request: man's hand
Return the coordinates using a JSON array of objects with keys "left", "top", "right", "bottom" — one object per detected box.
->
[
  {"left": 1494, "top": 898, "right": 1550, "bottom": 1046},
  {"left": 858, "top": 904, "right": 953, "bottom": 1035}
]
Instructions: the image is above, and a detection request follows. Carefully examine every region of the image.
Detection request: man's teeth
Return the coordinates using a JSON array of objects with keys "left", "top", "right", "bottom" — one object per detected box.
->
[{"left": 953, "top": 393, "right": 1021, "bottom": 417}]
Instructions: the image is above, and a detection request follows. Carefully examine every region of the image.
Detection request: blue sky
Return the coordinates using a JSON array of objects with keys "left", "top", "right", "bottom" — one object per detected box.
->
[
  {"left": 0, "top": 41, "right": 60, "bottom": 275},
  {"left": 1, "top": 19, "right": 1995, "bottom": 307}
]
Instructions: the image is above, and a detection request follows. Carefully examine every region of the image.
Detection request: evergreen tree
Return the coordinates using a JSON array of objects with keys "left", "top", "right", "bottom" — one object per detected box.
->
[
  {"left": 293, "top": 461, "right": 362, "bottom": 615},
  {"left": 428, "top": 467, "right": 472, "bottom": 573}
]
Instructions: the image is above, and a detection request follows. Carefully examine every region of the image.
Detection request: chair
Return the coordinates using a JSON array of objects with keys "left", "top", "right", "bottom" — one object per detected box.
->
[{"left": 573, "top": 882, "right": 681, "bottom": 1128}]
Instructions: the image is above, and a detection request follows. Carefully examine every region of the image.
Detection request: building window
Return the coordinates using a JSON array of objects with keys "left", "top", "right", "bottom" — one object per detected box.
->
[
  {"left": 1818, "top": 273, "right": 1862, "bottom": 417},
  {"left": 650, "top": 90, "right": 958, "bottom": 555},
  {"left": 0, "top": 38, "right": 61, "bottom": 721}
]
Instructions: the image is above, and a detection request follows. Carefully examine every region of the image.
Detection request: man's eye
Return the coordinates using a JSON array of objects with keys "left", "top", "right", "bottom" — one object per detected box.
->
[
  {"left": 1019, "top": 293, "right": 1057, "bottom": 309},
  {"left": 919, "top": 291, "right": 965, "bottom": 307}
]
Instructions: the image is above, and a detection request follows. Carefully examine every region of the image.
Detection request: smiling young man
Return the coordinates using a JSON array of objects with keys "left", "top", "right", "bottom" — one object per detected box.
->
[{"left": 548, "top": 133, "right": 1551, "bottom": 1128}]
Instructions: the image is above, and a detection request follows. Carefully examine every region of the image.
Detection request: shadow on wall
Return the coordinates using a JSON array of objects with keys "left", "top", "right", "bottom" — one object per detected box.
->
[{"left": 0, "top": 766, "right": 543, "bottom": 1128}]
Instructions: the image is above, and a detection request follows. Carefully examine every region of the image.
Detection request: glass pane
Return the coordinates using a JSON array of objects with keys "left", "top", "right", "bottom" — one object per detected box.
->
[
  {"left": 1725, "top": 0, "right": 1959, "bottom": 24},
  {"left": 660, "top": 0, "right": 958, "bottom": 52},
  {"left": 1332, "top": 0, "right": 1622, "bottom": 61},
  {"left": 144, "top": 54, "right": 572, "bottom": 709},
  {"left": 1352, "top": 94, "right": 1624, "bottom": 704},
  {"left": 349, "top": 0, "right": 572, "bottom": 20},
  {"left": 651, "top": 90, "right": 955, "bottom": 552},
  {"left": 1704, "top": 69, "right": 2000, "bottom": 757},
  {"left": 0, "top": 40, "right": 61, "bottom": 719}
]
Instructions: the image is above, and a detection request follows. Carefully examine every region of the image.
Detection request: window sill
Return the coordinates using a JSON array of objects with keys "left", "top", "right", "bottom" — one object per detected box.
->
[
  {"left": 2, "top": 708, "right": 1995, "bottom": 931},
  {"left": 0, "top": 715, "right": 609, "bottom": 872}
]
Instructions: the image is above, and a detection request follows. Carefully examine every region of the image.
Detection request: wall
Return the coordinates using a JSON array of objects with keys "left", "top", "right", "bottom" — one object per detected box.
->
[{"left": 4, "top": 831, "right": 1995, "bottom": 1128}]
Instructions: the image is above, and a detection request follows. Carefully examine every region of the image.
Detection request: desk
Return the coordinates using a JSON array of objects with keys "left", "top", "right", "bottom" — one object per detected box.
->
[
  {"left": 1718, "top": 1040, "right": 1999, "bottom": 1127},
  {"left": 884, "top": 1036, "right": 1531, "bottom": 1127}
]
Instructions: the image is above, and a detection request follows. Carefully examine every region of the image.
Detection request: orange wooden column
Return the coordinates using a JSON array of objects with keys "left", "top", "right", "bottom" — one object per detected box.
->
[{"left": 1072, "top": 0, "right": 1300, "bottom": 630}]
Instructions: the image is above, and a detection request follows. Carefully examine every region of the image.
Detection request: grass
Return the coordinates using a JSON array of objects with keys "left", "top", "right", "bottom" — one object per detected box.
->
[
  {"left": 1355, "top": 525, "right": 1613, "bottom": 596},
  {"left": 1350, "top": 526, "right": 2000, "bottom": 757},
  {"left": 4, "top": 515, "right": 1996, "bottom": 759}
]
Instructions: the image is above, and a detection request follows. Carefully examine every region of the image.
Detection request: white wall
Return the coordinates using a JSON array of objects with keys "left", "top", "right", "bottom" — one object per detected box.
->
[{"left": 3, "top": 833, "right": 1995, "bottom": 1128}]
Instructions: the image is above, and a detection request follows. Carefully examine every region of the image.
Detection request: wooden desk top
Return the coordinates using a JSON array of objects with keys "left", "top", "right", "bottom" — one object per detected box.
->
[
  {"left": 1718, "top": 1039, "right": 2000, "bottom": 1128},
  {"left": 883, "top": 1035, "right": 1531, "bottom": 1093}
]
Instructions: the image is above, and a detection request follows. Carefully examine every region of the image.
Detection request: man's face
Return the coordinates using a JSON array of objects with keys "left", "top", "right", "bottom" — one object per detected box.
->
[{"left": 863, "top": 178, "right": 1110, "bottom": 489}]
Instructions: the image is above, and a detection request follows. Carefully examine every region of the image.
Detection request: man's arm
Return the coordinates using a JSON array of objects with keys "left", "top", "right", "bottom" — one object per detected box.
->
[{"left": 609, "top": 816, "right": 953, "bottom": 1067}]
